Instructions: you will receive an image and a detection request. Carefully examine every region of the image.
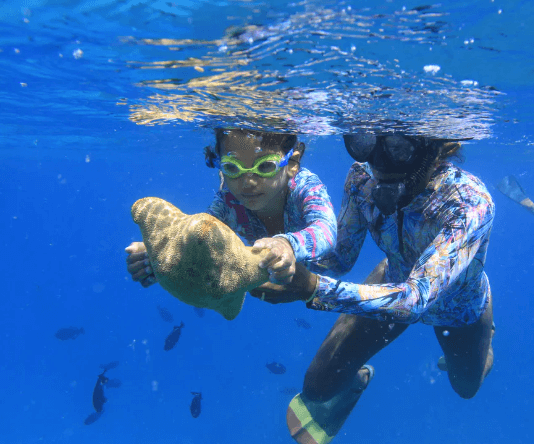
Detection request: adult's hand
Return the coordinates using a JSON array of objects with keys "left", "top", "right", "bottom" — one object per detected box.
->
[{"left": 250, "top": 263, "right": 318, "bottom": 304}]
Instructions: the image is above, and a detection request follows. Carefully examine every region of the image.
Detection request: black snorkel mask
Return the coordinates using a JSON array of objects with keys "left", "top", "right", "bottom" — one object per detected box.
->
[{"left": 344, "top": 134, "right": 438, "bottom": 215}]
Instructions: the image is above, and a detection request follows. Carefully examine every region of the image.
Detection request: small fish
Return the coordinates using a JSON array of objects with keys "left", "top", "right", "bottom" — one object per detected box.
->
[
  {"left": 54, "top": 326, "right": 85, "bottom": 340},
  {"left": 100, "top": 361, "right": 119, "bottom": 371},
  {"left": 193, "top": 307, "right": 206, "bottom": 318},
  {"left": 190, "top": 392, "right": 202, "bottom": 418},
  {"left": 295, "top": 318, "right": 312, "bottom": 329},
  {"left": 164, "top": 322, "right": 185, "bottom": 351},
  {"left": 266, "top": 361, "right": 286, "bottom": 374},
  {"left": 157, "top": 305, "right": 174, "bottom": 323},
  {"left": 92, "top": 370, "right": 109, "bottom": 413},
  {"left": 84, "top": 411, "right": 102, "bottom": 425}
]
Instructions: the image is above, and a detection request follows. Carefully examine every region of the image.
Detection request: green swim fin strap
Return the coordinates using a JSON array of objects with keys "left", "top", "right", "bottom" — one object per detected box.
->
[{"left": 287, "top": 393, "right": 335, "bottom": 444}]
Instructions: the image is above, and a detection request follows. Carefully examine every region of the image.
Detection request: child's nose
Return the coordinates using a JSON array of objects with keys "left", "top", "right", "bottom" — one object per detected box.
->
[{"left": 241, "top": 173, "right": 258, "bottom": 188}]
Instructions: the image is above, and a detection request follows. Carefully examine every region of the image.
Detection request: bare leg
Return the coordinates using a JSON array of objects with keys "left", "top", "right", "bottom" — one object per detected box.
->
[
  {"left": 303, "top": 259, "right": 408, "bottom": 401},
  {"left": 434, "top": 292, "right": 494, "bottom": 399},
  {"left": 304, "top": 311, "right": 409, "bottom": 401},
  {"left": 287, "top": 259, "right": 409, "bottom": 443}
]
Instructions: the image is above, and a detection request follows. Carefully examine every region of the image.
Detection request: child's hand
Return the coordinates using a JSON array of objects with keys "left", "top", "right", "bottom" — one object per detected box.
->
[
  {"left": 252, "top": 237, "right": 296, "bottom": 284},
  {"left": 125, "top": 242, "right": 158, "bottom": 288}
]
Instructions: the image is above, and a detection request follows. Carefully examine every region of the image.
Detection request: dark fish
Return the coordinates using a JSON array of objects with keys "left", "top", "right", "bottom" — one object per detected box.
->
[
  {"left": 106, "top": 378, "right": 122, "bottom": 389},
  {"left": 266, "top": 361, "right": 286, "bottom": 374},
  {"left": 92, "top": 370, "right": 109, "bottom": 413},
  {"left": 193, "top": 307, "right": 206, "bottom": 318},
  {"left": 100, "top": 361, "right": 119, "bottom": 371},
  {"left": 84, "top": 411, "right": 102, "bottom": 425},
  {"left": 164, "top": 322, "right": 185, "bottom": 351},
  {"left": 157, "top": 305, "right": 174, "bottom": 323},
  {"left": 190, "top": 392, "right": 202, "bottom": 418},
  {"left": 295, "top": 318, "right": 312, "bottom": 329},
  {"left": 54, "top": 326, "right": 85, "bottom": 340}
]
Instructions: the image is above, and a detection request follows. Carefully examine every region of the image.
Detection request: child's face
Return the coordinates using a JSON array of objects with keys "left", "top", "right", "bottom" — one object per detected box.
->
[{"left": 220, "top": 131, "right": 295, "bottom": 216}]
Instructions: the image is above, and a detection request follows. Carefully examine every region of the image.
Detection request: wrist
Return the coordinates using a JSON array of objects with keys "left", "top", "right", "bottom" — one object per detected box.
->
[{"left": 305, "top": 274, "right": 319, "bottom": 303}]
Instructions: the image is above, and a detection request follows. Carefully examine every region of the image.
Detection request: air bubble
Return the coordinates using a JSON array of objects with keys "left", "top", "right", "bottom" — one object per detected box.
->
[{"left": 423, "top": 65, "right": 440, "bottom": 75}]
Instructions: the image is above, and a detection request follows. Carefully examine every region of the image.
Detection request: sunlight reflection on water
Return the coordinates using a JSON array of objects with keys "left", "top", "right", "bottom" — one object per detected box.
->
[{"left": 125, "top": 2, "right": 504, "bottom": 139}]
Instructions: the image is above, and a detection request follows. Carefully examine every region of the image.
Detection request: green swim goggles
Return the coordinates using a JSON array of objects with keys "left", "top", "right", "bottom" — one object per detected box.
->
[{"left": 218, "top": 148, "right": 294, "bottom": 179}]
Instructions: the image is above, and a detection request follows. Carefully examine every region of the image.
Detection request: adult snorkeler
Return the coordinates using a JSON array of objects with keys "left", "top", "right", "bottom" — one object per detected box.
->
[{"left": 250, "top": 133, "right": 496, "bottom": 444}]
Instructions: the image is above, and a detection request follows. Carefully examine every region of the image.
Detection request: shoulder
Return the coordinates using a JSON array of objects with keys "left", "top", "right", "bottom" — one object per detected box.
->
[
  {"left": 292, "top": 167, "right": 322, "bottom": 182},
  {"left": 289, "top": 167, "right": 326, "bottom": 192},
  {"left": 429, "top": 163, "right": 495, "bottom": 216}
]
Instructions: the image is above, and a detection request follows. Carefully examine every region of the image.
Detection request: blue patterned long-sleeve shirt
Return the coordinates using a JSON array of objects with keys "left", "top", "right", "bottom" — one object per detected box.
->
[
  {"left": 308, "top": 162, "right": 494, "bottom": 327},
  {"left": 207, "top": 167, "right": 337, "bottom": 264}
]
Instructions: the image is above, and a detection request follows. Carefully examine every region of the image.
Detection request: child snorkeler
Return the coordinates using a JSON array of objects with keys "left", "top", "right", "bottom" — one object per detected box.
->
[{"left": 126, "top": 128, "right": 337, "bottom": 289}]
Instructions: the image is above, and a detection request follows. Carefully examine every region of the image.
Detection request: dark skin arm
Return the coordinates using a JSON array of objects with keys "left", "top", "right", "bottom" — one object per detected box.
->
[{"left": 249, "top": 263, "right": 318, "bottom": 303}]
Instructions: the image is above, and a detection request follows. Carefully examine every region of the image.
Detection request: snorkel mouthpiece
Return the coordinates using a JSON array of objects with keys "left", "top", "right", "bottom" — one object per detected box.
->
[{"left": 372, "top": 182, "right": 406, "bottom": 216}]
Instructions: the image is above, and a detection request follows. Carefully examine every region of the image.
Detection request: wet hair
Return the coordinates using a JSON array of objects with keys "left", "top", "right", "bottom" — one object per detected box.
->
[
  {"left": 435, "top": 140, "right": 464, "bottom": 163},
  {"left": 393, "top": 138, "right": 463, "bottom": 207},
  {"left": 404, "top": 139, "right": 463, "bottom": 190},
  {"left": 205, "top": 128, "right": 303, "bottom": 168},
  {"left": 403, "top": 137, "right": 463, "bottom": 164}
]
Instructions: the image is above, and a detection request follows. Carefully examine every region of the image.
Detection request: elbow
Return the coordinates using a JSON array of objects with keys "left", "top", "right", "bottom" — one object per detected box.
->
[
  {"left": 408, "top": 297, "right": 428, "bottom": 323},
  {"left": 394, "top": 292, "right": 426, "bottom": 323}
]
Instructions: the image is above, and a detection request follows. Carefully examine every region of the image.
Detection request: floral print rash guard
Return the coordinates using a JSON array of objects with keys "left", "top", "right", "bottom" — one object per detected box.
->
[
  {"left": 308, "top": 162, "right": 494, "bottom": 327},
  {"left": 206, "top": 167, "right": 337, "bottom": 264}
]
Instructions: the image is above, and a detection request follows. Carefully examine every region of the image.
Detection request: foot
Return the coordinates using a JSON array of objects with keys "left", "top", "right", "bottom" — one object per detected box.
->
[{"left": 351, "top": 364, "right": 374, "bottom": 393}]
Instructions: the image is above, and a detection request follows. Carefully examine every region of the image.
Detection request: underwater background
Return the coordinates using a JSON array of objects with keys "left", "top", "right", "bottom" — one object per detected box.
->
[{"left": 1, "top": 0, "right": 533, "bottom": 443}]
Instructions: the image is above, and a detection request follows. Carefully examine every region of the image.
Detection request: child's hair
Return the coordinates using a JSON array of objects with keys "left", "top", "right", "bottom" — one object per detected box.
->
[{"left": 205, "top": 128, "right": 303, "bottom": 168}]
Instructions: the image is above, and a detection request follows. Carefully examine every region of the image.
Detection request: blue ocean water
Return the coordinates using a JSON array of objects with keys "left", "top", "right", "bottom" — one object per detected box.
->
[{"left": 1, "top": 1, "right": 533, "bottom": 443}]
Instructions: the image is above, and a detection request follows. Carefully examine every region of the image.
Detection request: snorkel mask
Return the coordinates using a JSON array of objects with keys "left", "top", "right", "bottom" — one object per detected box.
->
[
  {"left": 343, "top": 134, "right": 428, "bottom": 172},
  {"left": 215, "top": 148, "right": 294, "bottom": 179},
  {"left": 344, "top": 134, "right": 438, "bottom": 215}
]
